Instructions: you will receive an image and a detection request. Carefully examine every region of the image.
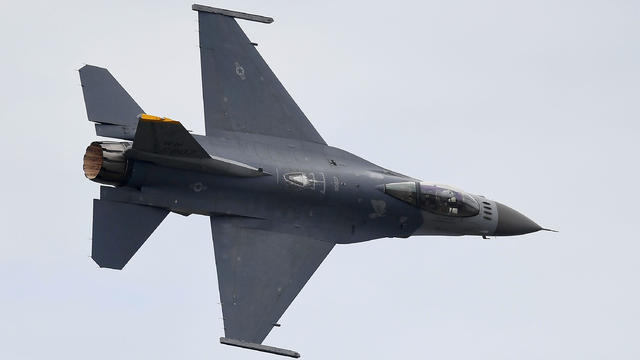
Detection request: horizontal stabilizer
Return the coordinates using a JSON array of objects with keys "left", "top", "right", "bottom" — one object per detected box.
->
[
  {"left": 79, "top": 65, "right": 143, "bottom": 140},
  {"left": 129, "top": 114, "right": 268, "bottom": 177},
  {"left": 92, "top": 199, "right": 168, "bottom": 269}
]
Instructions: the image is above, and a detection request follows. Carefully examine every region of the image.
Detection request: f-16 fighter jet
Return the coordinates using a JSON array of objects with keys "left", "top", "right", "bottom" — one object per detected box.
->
[{"left": 80, "top": 4, "right": 552, "bottom": 358}]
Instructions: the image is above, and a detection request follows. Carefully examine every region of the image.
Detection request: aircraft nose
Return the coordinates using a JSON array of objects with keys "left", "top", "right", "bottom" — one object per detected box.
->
[{"left": 494, "top": 202, "right": 542, "bottom": 236}]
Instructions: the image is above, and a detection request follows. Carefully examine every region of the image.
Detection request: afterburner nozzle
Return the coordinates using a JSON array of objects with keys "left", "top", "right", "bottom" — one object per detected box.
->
[{"left": 83, "top": 141, "right": 132, "bottom": 186}]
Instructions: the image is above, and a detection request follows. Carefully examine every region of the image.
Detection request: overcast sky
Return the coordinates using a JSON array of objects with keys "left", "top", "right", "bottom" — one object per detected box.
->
[{"left": 1, "top": 0, "right": 639, "bottom": 359}]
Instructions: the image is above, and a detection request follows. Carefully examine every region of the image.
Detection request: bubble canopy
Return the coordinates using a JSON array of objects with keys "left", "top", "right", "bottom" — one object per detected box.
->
[{"left": 384, "top": 182, "right": 480, "bottom": 217}]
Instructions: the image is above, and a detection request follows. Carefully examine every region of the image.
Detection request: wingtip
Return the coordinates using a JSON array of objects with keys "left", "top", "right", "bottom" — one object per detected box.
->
[
  {"left": 219, "top": 337, "right": 300, "bottom": 358},
  {"left": 192, "top": 4, "right": 274, "bottom": 24}
]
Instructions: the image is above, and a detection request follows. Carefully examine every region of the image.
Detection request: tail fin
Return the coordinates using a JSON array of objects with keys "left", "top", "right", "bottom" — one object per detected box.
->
[
  {"left": 79, "top": 65, "right": 143, "bottom": 140},
  {"left": 128, "top": 114, "right": 269, "bottom": 177},
  {"left": 92, "top": 199, "right": 169, "bottom": 269},
  {"left": 132, "top": 114, "right": 210, "bottom": 158}
]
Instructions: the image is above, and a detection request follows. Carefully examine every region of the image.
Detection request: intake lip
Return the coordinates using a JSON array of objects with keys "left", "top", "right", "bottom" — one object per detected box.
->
[{"left": 494, "top": 202, "right": 542, "bottom": 236}]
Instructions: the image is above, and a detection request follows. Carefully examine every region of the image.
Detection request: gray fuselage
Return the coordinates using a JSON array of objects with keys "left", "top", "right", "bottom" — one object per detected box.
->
[{"left": 104, "top": 129, "right": 519, "bottom": 245}]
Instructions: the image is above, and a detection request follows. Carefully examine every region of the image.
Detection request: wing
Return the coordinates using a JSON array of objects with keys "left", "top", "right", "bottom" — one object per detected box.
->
[
  {"left": 194, "top": 5, "right": 326, "bottom": 145},
  {"left": 210, "top": 216, "right": 333, "bottom": 344}
]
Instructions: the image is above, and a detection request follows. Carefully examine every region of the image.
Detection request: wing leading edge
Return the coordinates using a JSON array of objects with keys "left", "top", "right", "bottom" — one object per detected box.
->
[
  {"left": 210, "top": 216, "right": 334, "bottom": 348},
  {"left": 193, "top": 5, "right": 326, "bottom": 145}
]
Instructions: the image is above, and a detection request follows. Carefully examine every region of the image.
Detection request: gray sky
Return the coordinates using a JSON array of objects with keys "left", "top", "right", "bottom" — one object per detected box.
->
[{"left": 1, "top": 0, "right": 639, "bottom": 359}]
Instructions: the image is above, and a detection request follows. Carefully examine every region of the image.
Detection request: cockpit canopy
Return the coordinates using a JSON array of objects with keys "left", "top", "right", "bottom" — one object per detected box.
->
[{"left": 384, "top": 182, "right": 480, "bottom": 217}]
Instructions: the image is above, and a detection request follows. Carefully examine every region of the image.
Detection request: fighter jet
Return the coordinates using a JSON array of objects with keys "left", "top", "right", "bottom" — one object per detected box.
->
[{"left": 80, "top": 4, "right": 552, "bottom": 358}]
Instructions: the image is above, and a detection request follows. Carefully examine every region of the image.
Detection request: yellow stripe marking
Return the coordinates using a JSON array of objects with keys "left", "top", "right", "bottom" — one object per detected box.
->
[{"left": 139, "top": 114, "right": 179, "bottom": 124}]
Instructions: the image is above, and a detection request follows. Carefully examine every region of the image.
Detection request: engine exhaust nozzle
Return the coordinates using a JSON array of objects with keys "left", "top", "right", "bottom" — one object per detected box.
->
[{"left": 83, "top": 141, "right": 132, "bottom": 186}]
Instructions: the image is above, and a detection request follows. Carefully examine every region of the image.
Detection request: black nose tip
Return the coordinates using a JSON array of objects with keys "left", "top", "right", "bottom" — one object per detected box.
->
[{"left": 494, "top": 202, "right": 542, "bottom": 236}]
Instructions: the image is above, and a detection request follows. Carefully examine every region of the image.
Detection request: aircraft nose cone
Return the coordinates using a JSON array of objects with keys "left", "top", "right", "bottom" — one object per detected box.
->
[{"left": 494, "top": 202, "right": 542, "bottom": 236}]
